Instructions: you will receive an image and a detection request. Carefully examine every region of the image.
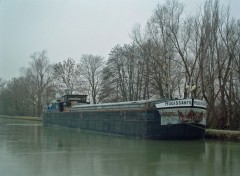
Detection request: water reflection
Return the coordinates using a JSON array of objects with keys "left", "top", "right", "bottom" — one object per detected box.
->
[{"left": 0, "top": 117, "right": 240, "bottom": 176}]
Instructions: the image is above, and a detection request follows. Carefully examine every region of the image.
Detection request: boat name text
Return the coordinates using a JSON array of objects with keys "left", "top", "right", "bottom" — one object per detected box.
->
[{"left": 165, "top": 100, "right": 192, "bottom": 106}]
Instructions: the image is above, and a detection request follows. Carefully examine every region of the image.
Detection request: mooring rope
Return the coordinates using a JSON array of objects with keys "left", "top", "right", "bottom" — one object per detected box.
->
[{"left": 183, "top": 122, "right": 206, "bottom": 130}]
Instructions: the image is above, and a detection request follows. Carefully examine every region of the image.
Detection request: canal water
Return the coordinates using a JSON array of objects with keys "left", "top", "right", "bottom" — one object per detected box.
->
[{"left": 0, "top": 117, "right": 240, "bottom": 176}]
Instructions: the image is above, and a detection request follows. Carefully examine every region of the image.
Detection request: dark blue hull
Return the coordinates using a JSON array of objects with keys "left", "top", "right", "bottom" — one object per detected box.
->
[{"left": 43, "top": 109, "right": 205, "bottom": 140}]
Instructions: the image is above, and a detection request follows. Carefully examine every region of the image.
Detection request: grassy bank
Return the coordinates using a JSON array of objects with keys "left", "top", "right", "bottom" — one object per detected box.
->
[
  {"left": 205, "top": 129, "right": 240, "bottom": 142},
  {"left": 0, "top": 115, "right": 42, "bottom": 121}
]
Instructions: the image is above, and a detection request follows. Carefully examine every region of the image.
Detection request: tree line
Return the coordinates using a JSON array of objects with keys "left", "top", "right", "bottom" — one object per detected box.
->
[{"left": 0, "top": 0, "right": 240, "bottom": 130}]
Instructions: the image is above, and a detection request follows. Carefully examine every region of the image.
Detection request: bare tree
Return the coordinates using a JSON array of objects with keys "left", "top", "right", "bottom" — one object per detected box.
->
[
  {"left": 24, "top": 50, "right": 55, "bottom": 116},
  {"left": 134, "top": 1, "right": 184, "bottom": 98},
  {"left": 192, "top": 0, "right": 240, "bottom": 129},
  {"left": 131, "top": 26, "right": 153, "bottom": 99},
  {"left": 0, "top": 78, "right": 6, "bottom": 89},
  {"left": 80, "top": 54, "right": 105, "bottom": 104},
  {"left": 99, "top": 65, "right": 119, "bottom": 102},
  {"left": 101, "top": 44, "right": 150, "bottom": 102},
  {"left": 0, "top": 77, "right": 33, "bottom": 115},
  {"left": 53, "top": 58, "right": 81, "bottom": 94}
]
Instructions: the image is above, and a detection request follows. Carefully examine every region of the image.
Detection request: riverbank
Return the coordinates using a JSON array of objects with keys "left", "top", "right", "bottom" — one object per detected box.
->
[
  {"left": 0, "top": 115, "right": 42, "bottom": 121},
  {"left": 205, "top": 129, "right": 240, "bottom": 142}
]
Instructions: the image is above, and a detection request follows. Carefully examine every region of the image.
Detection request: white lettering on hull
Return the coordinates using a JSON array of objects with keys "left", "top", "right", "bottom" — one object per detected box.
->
[{"left": 156, "top": 99, "right": 207, "bottom": 109}]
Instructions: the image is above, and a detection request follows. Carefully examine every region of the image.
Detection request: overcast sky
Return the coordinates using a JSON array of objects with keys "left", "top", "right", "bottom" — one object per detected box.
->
[{"left": 0, "top": 0, "right": 239, "bottom": 80}]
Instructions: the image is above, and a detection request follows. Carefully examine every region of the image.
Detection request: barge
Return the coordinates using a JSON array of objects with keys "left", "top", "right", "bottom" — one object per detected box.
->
[{"left": 43, "top": 95, "right": 207, "bottom": 139}]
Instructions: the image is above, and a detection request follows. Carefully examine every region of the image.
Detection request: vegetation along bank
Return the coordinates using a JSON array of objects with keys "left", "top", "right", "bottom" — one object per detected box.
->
[{"left": 0, "top": 115, "right": 42, "bottom": 122}]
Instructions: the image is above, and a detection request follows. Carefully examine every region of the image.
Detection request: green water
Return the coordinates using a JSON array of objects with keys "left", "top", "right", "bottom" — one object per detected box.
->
[{"left": 0, "top": 117, "right": 239, "bottom": 176}]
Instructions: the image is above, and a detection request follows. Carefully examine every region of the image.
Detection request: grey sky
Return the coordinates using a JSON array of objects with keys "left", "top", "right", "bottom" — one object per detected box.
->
[{"left": 0, "top": 0, "right": 239, "bottom": 80}]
